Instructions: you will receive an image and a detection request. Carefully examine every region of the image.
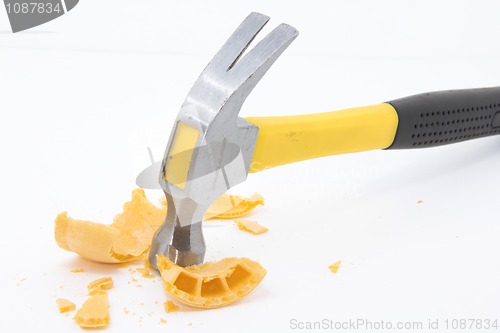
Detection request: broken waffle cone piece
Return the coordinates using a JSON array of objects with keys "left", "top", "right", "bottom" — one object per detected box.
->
[
  {"left": 157, "top": 255, "right": 266, "bottom": 309},
  {"left": 54, "top": 188, "right": 166, "bottom": 263},
  {"left": 159, "top": 193, "right": 264, "bottom": 220},
  {"left": 74, "top": 293, "right": 110, "bottom": 328},
  {"left": 88, "top": 277, "right": 113, "bottom": 295},
  {"left": 234, "top": 219, "right": 268, "bottom": 235},
  {"left": 54, "top": 213, "right": 121, "bottom": 263},
  {"left": 203, "top": 193, "right": 264, "bottom": 220},
  {"left": 56, "top": 298, "right": 76, "bottom": 313}
]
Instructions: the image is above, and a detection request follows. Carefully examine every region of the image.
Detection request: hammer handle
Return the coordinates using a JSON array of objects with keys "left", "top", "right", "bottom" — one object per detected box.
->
[
  {"left": 386, "top": 87, "right": 500, "bottom": 149},
  {"left": 247, "top": 87, "right": 500, "bottom": 172},
  {"left": 246, "top": 104, "right": 398, "bottom": 172}
]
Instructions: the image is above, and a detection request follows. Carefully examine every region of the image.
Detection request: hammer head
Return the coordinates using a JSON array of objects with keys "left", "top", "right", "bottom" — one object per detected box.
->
[{"left": 149, "top": 12, "right": 298, "bottom": 269}]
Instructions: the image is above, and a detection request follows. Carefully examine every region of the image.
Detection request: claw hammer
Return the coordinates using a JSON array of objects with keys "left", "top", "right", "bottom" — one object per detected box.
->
[{"left": 149, "top": 12, "right": 500, "bottom": 269}]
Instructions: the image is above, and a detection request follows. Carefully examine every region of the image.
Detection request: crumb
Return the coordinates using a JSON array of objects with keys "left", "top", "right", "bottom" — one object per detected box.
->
[
  {"left": 70, "top": 268, "right": 84, "bottom": 273},
  {"left": 74, "top": 293, "right": 110, "bottom": 328},
  {"left": 164, "top": 300, "right": 179, "bottom": 313},
  {"left": 234, "top": 219, "right": 268, "bottom": 235},
  {"left": 88, "top": 277, "right": 113, "bottom": 295},
  {"left": 137, "top": 267, "right": 154, "bottom": 278},
  {"left": 328, "top": 260, "right": 342, "bottom": 274},
  {"left": 187, "top": 323, "right": 193, "bottom": 326},
  {"left": 160, "top": 318, "right": 167, "bottom": 324},
  {"left": 417, "top": 200, "right": 423, "bottom": 204},
  {"left": 137, "top": 258, "right": 155, "bottom": 278},
  {"left": 56, "top": 298, "right": 76, "bottom": 313}
]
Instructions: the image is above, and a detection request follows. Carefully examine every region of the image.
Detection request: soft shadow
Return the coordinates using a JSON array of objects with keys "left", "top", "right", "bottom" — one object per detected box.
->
[
  {"left": 367, "top": 136, "right": 500, "bottom": 196},
  {"left": 0, "top": 30, "right": 56, "bottom": 34},
  {"left": 62, "top": 256, "right": 143, "bottom": 274}
]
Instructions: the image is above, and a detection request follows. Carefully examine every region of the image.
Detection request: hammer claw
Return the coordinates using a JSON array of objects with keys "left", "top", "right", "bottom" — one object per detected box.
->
[
  {"left": 227, "top": 23, "right": 299, "bottom": 89},
  {"left": 209, "top": 12, "right": 270, "bottom": 73}
]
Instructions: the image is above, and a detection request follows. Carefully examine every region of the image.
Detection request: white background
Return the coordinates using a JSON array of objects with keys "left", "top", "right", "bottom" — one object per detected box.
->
[{"left": 1, "top": 1, "right": 500, "bottom": 332}]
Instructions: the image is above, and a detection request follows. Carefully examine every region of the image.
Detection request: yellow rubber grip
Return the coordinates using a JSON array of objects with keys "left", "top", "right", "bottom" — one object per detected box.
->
[{"left": 246, "top": 103, "right": 399, "bottom": 173}]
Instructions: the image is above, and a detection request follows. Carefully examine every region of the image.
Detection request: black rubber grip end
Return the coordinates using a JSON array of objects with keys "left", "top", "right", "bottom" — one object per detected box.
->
[{"left": 387, "top": 87, "right": 500, "bottom": 149}]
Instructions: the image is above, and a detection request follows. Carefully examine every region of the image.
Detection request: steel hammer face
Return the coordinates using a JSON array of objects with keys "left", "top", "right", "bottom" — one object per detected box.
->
[{"left": 148, "top": 12, "right": 298, "bottom": 269}]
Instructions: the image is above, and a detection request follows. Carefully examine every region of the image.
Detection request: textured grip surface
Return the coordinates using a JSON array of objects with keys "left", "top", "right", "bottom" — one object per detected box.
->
[{"left": 387, "top": 87, "right": 500, "bottom": 149}]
